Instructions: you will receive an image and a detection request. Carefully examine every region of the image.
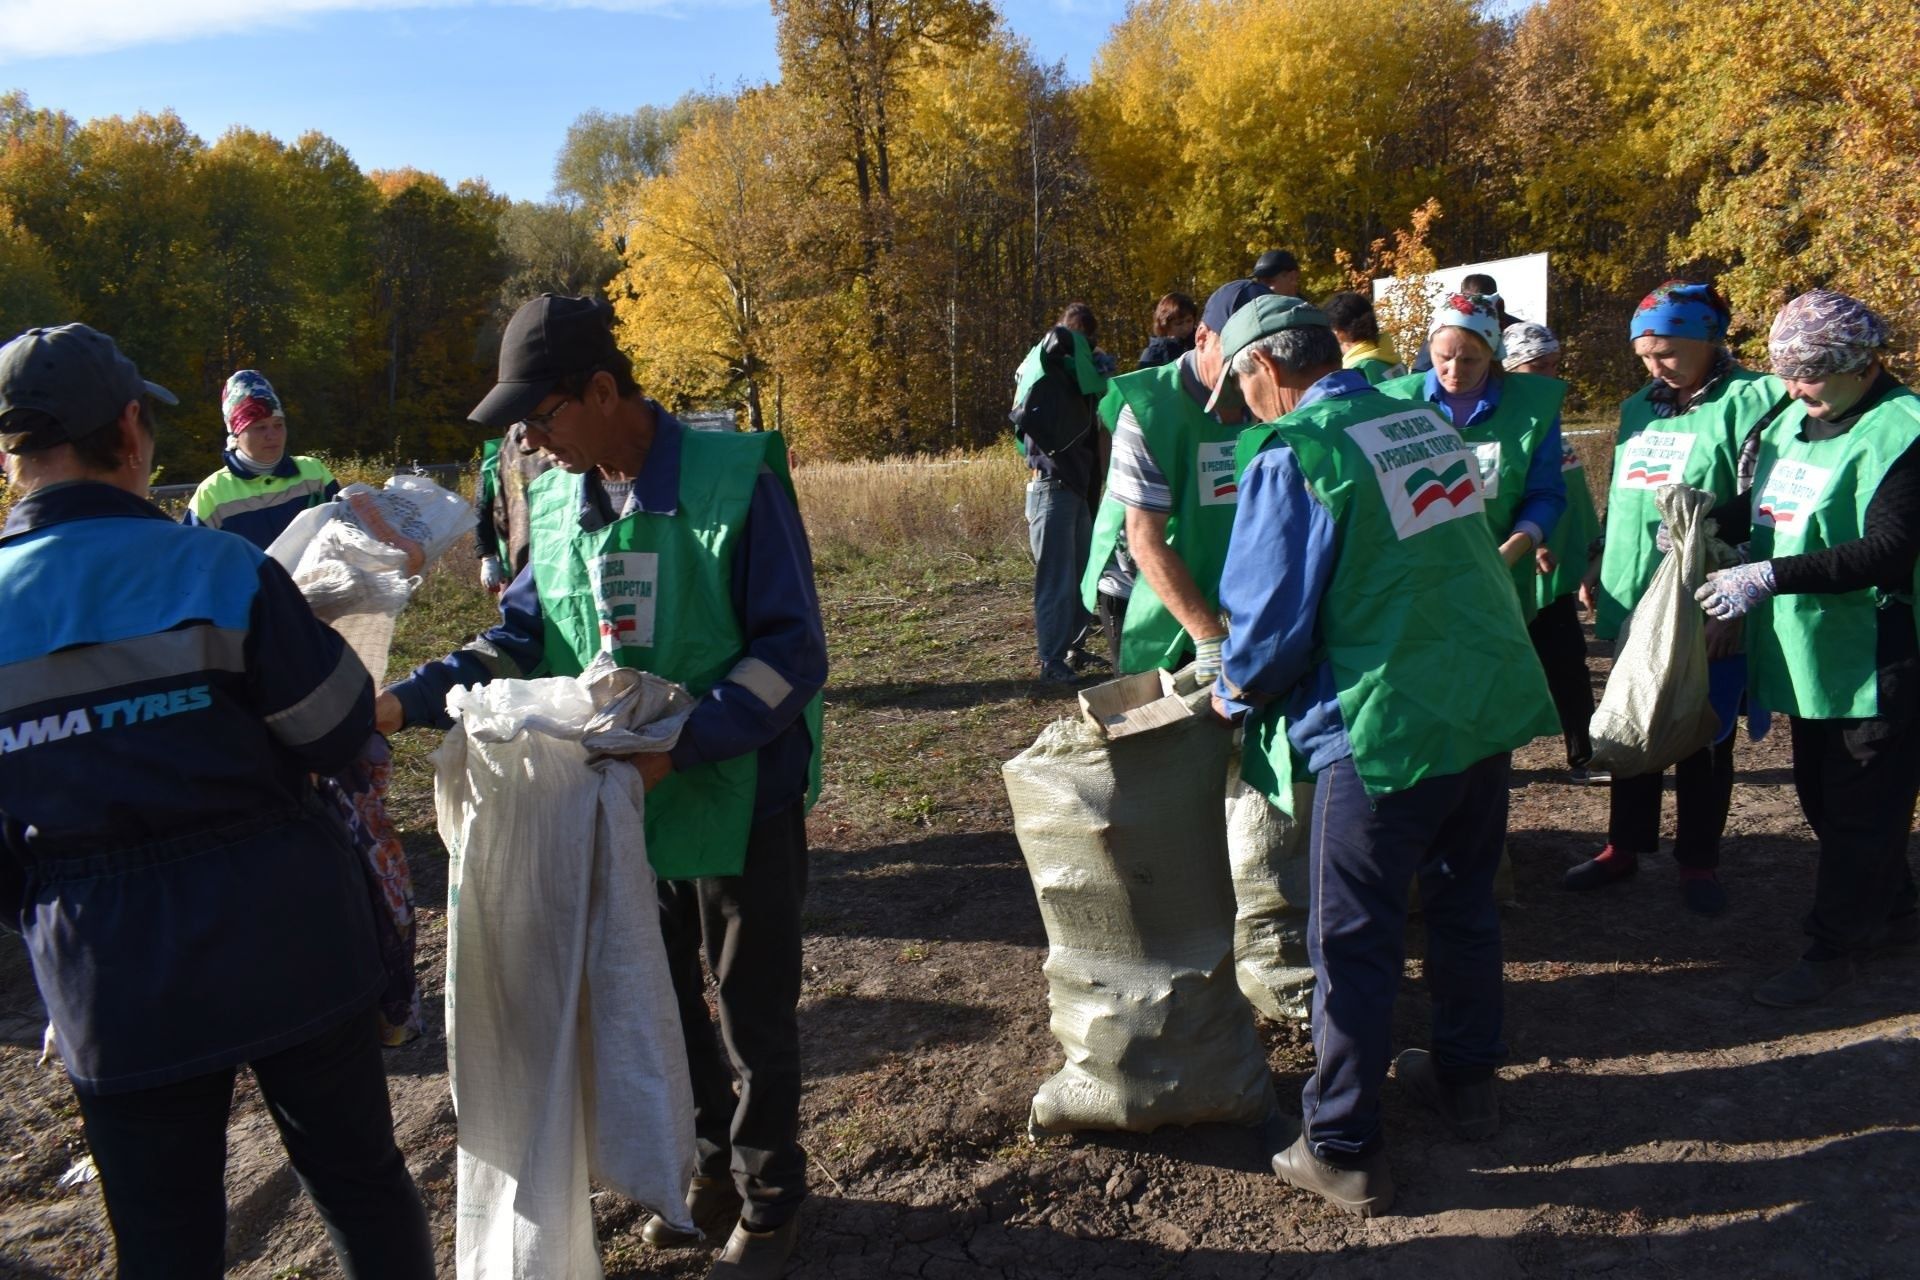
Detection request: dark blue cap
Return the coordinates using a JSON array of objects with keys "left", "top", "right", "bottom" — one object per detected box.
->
[
  {"left": 1201, "top": 279, "right": 1272, "bottom": 335},
  {"left": 0, "top": 324, "right": 176, "bottom": 452}
]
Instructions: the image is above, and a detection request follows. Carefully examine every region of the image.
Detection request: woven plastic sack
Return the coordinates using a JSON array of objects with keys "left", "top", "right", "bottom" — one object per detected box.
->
[
  {"left": 1588, "top": 484, "right": 1723, "bottom": 778},
  {"left": 1004, "top": 682, "right": 1274, "bottom": 1136},
  {"left": 434, "top": 664, "right": 697, "bottom": 1280},
  {"left": 1224, "top": 756, "right": 1315, "bottom": 1021}
]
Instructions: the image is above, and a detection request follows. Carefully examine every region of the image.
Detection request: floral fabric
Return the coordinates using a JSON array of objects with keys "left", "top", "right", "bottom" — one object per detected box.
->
[
  {"left": 319, "top": 733, "right": 422, "bottom": 1045},
  {"left": 1630, "top": 280, "right": 1729, "bottom": 343},
  {"left": 1429, "top": 291, "right": 1506, "bottom": 359}
]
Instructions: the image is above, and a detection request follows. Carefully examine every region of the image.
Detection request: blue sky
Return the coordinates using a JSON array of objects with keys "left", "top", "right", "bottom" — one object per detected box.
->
[{"left": 0, "top": 0, "right": 1131, "bottom": 202}]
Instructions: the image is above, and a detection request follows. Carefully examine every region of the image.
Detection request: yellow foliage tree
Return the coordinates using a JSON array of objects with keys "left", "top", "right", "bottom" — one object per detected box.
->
[
  {"left": 607, "top": 89, "right": 819, "bottom": 436},
  {"left": 1628, "top": 0, "right": 1920, "bottom": 371}
]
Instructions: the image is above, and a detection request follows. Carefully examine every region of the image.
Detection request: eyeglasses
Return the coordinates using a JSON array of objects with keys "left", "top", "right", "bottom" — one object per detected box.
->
[{"left": 522, "top": 398, "right": 574, "bottom": 432}]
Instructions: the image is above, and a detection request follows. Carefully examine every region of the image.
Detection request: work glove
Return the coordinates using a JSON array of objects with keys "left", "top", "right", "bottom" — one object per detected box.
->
[
  {"left": 1193, "top": 633, "right": 1224, "bottom": 681},
  {"left": 480, "top": 555, "right": 506, "bottom": 594},
  {"left": 1696, "top": 561, "right": 1776, "bottom": 620}
]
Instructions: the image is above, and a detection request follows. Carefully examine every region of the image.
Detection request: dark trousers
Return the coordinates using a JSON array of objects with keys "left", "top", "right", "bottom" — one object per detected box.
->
[
  {"left": 1301, "top": 752, "right": 1511, "bottom": 1162},
  {"left": 1790, "top": 714, "right": 1920, "bottom": 955},
  {"left": 1528, "top": 594, "right": 1594, "bottom": 769},
  {"left": 1096, "top": 590, "right": 1128, "bottom": 662},
  {"left": 659, "top": 803, "right": 810, "bottom": 1229},
  {"left": 1609, "top": 735, "right": 1736, "bottom": 867},
  {"left": 73, "top": 1009, "right": 432, "bottom": 1280}
]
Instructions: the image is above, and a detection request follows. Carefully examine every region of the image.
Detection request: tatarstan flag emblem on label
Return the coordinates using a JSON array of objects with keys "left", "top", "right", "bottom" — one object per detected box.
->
[
  {"left": 1756, "top": 499, "right": 1799, "bottom": 526},
  {"left": 1623, "top": 458, "right": 1673, "bottom": 485},
  {"left": 1404, "top": 459, "right": 1476, "bottom": 515}
]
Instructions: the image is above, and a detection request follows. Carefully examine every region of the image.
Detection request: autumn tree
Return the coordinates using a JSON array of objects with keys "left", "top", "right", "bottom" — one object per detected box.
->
[{"left": 608, "top": 89, "right": 813, "bottom": 433}]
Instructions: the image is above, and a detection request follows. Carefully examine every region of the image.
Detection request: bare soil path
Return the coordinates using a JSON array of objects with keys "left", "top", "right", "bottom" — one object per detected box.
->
[{"left": 4, "top": 545, "right": 1916, "bottom": 1279}]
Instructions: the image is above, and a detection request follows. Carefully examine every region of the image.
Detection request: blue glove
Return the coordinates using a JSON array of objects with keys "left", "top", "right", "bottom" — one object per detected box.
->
[
  {"left": 1695, "top": 561, "right": 1776, "bottom": 620},
  {"left": 1193, "top": 633, "right": 1224, "bottom": 681}
]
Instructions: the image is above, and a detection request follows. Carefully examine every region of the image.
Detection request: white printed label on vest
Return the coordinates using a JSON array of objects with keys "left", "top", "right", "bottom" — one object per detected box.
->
[
  {"left": 591, "top": 551, "right": 658, "bottom": 650},
  {"left": 1560, "top": 440, "right": 1583, "bottom": 473},
  {"left": 1752, "top": 460, "right": 1833, "bottom": 535},
  {"left": 1196, "top": 440, "right": 1239, "bottom": 506},
  {"left": 1472, "top": 441, "right": 1502, "bottom": 500},
  {"left": 1616, "top": 431, "right": 1697, "bottom": 490},
  {"left": 1347, "top": 409, "right": 1486, "bottom": 541}
]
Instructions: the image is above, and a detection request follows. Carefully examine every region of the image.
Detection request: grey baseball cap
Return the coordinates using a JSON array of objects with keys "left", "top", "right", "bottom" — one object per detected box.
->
[{"left": 0, "top": 324, "right": 177, "bottom": 452}]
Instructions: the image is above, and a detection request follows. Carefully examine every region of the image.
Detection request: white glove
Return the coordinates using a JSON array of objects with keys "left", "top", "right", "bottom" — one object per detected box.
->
[
  {"left": 480, "top": 555, "right": 505, "bottom": 593},
  {"left": 1193, "top": 633, "right": 1224, "bottom": 681}
]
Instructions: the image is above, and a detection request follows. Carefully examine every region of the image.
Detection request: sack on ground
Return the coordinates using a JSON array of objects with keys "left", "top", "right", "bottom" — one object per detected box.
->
[
  {"left": 1005, "top": 673, "right": 1273, "bottom": 1135},
  {"left": 434, "top": 661, "right": 698, "bottom": 1280},
  {"left": 1589, "top": 485, "right": 1722, "bottom": 778},
  {"left": 1224, "top": 756, "right": 1315, "bottom": 1021}
]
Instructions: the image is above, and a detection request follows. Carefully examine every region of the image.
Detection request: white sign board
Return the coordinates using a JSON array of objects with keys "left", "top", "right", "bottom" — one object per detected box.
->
[{"left": 1373, "top": 251, "right": 1549, "bottom": 330}]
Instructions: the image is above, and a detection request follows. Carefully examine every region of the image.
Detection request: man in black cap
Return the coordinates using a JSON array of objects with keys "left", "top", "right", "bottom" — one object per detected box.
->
[
  {"left": 378, "top": 294, "right": 827, "bottom": 1279},
  {"left": 1253, "top": 249, "right": 1302, "bottom": 299},
  {"left": 0, "top": 324, "right": 434, "bottom": 1277}
]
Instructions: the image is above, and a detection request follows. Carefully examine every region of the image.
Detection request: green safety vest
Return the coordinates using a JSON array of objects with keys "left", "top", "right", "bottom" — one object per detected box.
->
[
  {"left": 187, "top": 455, "right": 336, "bottom": 529},
  {"left": 1748, "top": 389, "right": 1920, "bottom": 719},
  {"left": 1377, "top": 371, "right": 1567, "bottom": 621},
  {"left": 1596, "top": 368, "right": 1786, "bottom": 640},
  {"left": 525, "top": 428, "right": 824, "bottom": 879},
  {"left": 1537, "top": 412, "right": 1601, "bottom": 609},
  {"left": 1078, "top": 362, "right": 1242, "bottom": 672},
  {"left": 1238, "top": 394, "right": 1558, "bottom": 799},
  {"left": 477, "top": 438, "right": 501, "bottom": 513},
  {"left": 1345, "top": 355, "right": 1402, "bottom": 386}
]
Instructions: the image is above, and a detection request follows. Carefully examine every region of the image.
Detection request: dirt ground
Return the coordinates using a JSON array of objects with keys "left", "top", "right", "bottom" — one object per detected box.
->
[{"left": 4, "top": 547, "right": 1918, "bottom": 1279}]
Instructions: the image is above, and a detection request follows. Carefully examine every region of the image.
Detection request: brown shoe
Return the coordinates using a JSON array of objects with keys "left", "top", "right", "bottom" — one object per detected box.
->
[
  {"left": 1395, "top": 1049, "right": 1499, "bottom": 1140},
  {"left": 642, "top": 1177, "right": 743, "bottom": 1249},
  {"left": 707, "top": 1215, "right": 800, "bottom": 1279},
  {"left": 1271, "top": 1133, "right": 1394, "bottom": 1218}
]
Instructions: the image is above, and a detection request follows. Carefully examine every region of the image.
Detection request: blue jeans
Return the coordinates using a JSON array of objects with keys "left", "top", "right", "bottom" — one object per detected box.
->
[
  {"left": 1026, "top": 476, "right": 1091, "bottom": 673},
  {"left": 1301, "top": 752, "right": 1511, "bottom": 1162}
]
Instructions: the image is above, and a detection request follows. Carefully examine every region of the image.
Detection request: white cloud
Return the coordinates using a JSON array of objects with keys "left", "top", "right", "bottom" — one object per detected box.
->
[{"left": 0, "top": 0, "right": 685, "bottom": 62}]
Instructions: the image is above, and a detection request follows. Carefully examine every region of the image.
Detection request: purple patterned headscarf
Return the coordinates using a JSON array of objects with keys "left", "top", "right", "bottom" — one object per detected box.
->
[{"left": 1768, "top": 290, "right": 1888, "bottom": 380}]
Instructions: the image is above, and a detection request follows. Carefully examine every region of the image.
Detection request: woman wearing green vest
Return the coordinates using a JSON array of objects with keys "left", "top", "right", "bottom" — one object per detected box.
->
[
  {"left": 1323, "top": 291, "right": 1404, "bottom": 385},
  {"left": 1504, "top": 322, "right": 1603, "bottom": 780},
  {"left": 1694, "top": 291, "right": 1920, "bottom": 1007},
  {"left": 1567, "top": 282, "right": 1789, "bottom": 915},
  {"left": 379, "top": 294, "right": 828, "bottom": 1276},
  {"left": 1210, "top": 295, "right": 1557, "bottom": 1218},
  {"left": 183, "top": 369, "right": 339, "bottom": 547},
  {"left": 1376, "top": 293, "right": 1569, "bottom": 625}
]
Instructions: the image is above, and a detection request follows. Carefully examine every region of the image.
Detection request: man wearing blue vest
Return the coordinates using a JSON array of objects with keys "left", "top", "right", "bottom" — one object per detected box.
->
[{"left": 377, "top": 295, "right": 827, "bottom": 1278}]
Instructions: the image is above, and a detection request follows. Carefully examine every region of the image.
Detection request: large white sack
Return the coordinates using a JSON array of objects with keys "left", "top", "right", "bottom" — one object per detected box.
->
[
  {"left": 1004, "top": 685, "right": 1273, "bottom": 1136},
  {"left": 1589, "top": 484, "right": 1723, "bottom": 778},
  {"left": 434, "top": 667, "right": 697, "bottom": 1280}
]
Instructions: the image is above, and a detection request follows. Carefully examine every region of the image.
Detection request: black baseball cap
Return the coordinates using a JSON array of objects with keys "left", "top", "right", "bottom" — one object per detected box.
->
[
  {"left": 1252, "top": 249, "right": 1299, "bottom": 280},
  {"left": 1200, "top": 278, "right": 1272, "bottom": 335},
  {"left": 471, "top": 293, "right": 624, "bottom": 429},
  {"left": 0, "top": 324, "right": 177, "bottom": 452}
]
